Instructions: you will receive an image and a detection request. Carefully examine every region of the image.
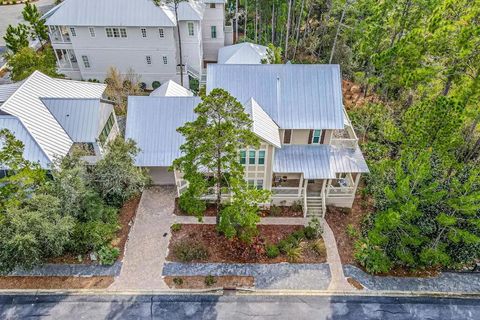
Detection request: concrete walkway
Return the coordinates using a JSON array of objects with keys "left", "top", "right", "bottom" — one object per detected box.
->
[{"left": 110, "top": 187, "right": 176, "bottom": 290}]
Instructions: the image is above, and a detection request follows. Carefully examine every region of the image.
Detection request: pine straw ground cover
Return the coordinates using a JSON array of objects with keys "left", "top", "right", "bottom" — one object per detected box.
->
[
  {"left": 167, "top": 224, "right": 326, "bottom": 264},
  {"left": 0, "top": 276, "right": 113, "bottom": 289},
  {"left": 165, "top": 276, "right": 254, "bottom": 289}
]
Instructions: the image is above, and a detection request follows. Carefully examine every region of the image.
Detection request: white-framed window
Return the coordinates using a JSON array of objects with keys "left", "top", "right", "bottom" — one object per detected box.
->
[
  {"left": 162, "top": 56, "right": 168, "bottom": 64},
  {"left": 210, "top": 3, "right": 216, "bottom": 8},
  {"left": 69, "top": 27, "right": 76, "bottom": 37},
  {"left": 113, "top": 28, "right": 120, "bottom": 37},
  {"left": 120, "top": 28, "right": 127, "bottom": 38},
  {"left": 187, "top": 22, "right": 194, "bottom": 36},
  {"left": 81, "top": 55, "right": 90, "bottom": 68},
  {"left": 248, "top": 179, "right": 255, "bottom": 188},
  {"left": 258, "top": 150, "right": 266, "bottom": 165},
  {"left": 283, "top": 129, "right": 292, "bottom": 144},
  {"left": 239, "top": 150, "right": 246, "bottom": 165},
  {"left": 247, "top": 179, "right": 264, "bottom": 190},
  {"left": 88, "top": 27, "right": 96, "bottom": 37},
  {"left": 146, "top": 55, "right": 152, "bottom": 65},
  {"left": 106, "top": 27, "right": 127, "bottom": 38},
  {"left": 211, "top": 26, "right": 217, "bottom": 39},
  {"left": 106, "top": 28, "right": 113, "bottom": 37},
  {"left": 248, "top": 150, "right": 256, "bottom": 165},
  {"left": 159, "top": 28, "right": 164, "bottom": 38},
  {"left": 141, "top": 28, "right": 147, "bottom": 38},
  {"left": 311, "top": 129, "right": 323, "bottom": 144},
  {"left": 256, "top": 179, "right": 264, "bottom": 190}
]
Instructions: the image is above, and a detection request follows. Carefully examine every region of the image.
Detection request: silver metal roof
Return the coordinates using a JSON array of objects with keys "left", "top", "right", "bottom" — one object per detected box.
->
[
  {"left": 207, "top": 64, "right": 344, "bottom": 129},
  {"left": 0, "top": 115, "right": 50, "bottom": 168},
  {"left": 150, "top": 80, "right": 193, "bottom": 97},
  {"left": 273, "top": 145, "right": 369, "bottom": 179},
  {"left": 244, "top": 98, "right": 281, "bottom": 148},
  {"left": 42, "top": 98, "right": 114, "bottom": 143},
  {"left": 0, "top": 71, "right": 107, "bottom": 162},
  {"left": 125, "top": 96, "right": 200, "bottom": 167},
  {"left": 218, "top": 43, "right": 267, "bottom": 64},
  {"left": 0, "top": 82, "right": 23, "bottom": 105}
]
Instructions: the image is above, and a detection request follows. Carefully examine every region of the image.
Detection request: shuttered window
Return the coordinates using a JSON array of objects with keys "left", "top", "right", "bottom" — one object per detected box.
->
[{"left": 283, "top": 129, "right": 292, "bottom": 144}]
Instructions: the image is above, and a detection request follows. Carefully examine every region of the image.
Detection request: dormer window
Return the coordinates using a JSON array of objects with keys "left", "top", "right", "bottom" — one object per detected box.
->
[{"left": 310, "top": 129, "right": 324, "bottom": 144}]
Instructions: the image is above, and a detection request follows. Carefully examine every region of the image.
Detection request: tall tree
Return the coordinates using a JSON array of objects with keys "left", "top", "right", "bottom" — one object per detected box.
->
[
  {"left": 22, "top": 3, "right": 49, "bottom": 48},
  {"left": 284, "top": 0, "right": 293, "bottom": 59},
  {"left": 8, "top": 47, "right": 60, "bottom": 81},
  {"left": 3, "top": 24, "right": 29, "bottom": 57}
]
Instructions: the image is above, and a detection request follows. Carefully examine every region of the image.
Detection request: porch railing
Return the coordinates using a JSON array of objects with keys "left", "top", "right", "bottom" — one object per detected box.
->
[
  {"left": 326, "top": 186, "right": 355, "bottom": 197},
  {"left": 271, "top": 187, "right": 301, "bottom": 197}
]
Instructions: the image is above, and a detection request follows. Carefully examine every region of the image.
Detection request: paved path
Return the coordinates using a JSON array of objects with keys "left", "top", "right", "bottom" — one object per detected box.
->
[
  {"left": 110, "top": 187, "right": 176, "bottom": 290},
  {"left": 1, "top": 294, "right": 479, "bottom": 320}
]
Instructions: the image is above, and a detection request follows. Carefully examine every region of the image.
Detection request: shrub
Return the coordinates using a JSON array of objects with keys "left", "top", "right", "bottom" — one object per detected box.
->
[
  {"left": 310, "top": 239, "right": 326, "bottom": 256},
  {"left": 291, "top": 200, "right": 303, "bottom": 212},
  {"left": 98, "top": 245, "right": 120, "bottom": 265},
  {"left": 346, "top": 224, "right": 359, "bottom": 239},
  {"left": 306, "top": 217, "right": 323, "bottom": 239},
  {"left": 204, "top": 275, "right": 216, "bottom": 287},
  {"left": 152, "top": 81, "right": 161, "bottom": 89},
  {"left": 304, "top": 226, "right": 317, "bottom": 240},
  {"left": 69, "top": 218, "right": 119, "bottom": 253},
  {"left": 354, "top": 239, "right": 392, "bottom": 274},
  {"left": 270, "top": 204, "right": 281, "bottom": 216},
  {"left": 265, "top": 244, "right": 280, "bottom": 258},
  {"left": 179, "top": 192, "right": 206, "bottom": 216},
  {"left": 172, "top": 240, "right": 209, "bottom": 262},
  {"left": 291, "top": 229, "right": 305, "bottom": 241},
  {"left": 173, "top": 277, "right": 184, "bottom": 286},
  {"left": 277, "top": 239, "right": 290, "bottom": 254},
  {"left": 171, "top": 223, "right": 182, "bottom": 232},
  {"left": 285, "top": 246, "right": 303, "bottom": 263},
  {"left": 139, "top": 82, "right": 147, "bottom": 90}
]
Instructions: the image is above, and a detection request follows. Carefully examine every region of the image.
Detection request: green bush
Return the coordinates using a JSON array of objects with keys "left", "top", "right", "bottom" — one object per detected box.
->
[
  {"left": 285, "top": 246, "right": 303, "bottom": 263},
  {"left": 171, "top": 223, "right": 182, "bottom": 232},
  {"left": 291, "top": 200, "right": 303, "bottom": 212},
  {"left": 346, "top": 224, "right": 359, "bottom": 239},
  {"left": 69, "top": 218, "right": 119, "bottom": 254},
  {"left": 173, "top": 277, "right": 184, "bottom": 285},
  {"left": 265, "top": 244, "right": 280, "bottom": 258},
  {"left": 270, "top": 204, "right": 281, "bottom": 216},
  {"left": 306, "top": 217, "right": 323, "bottom": 239},
  {"left": 179, "top": 192, "right": 206, "bottom": 216},
  {"left": 291, "top": 229, "right": 305, "bottom": 241},
  {"left": 310, "top": 239, "right": 326, "bottom": 256},
  {"left": 354, "top": 239, "right": 392, "bottom": 274},
  {"left": 152, "top": 81, "right": 161, "bottom": 89},
  {"left": 172, "top": 240, "right": 209, "bottom": 262},
  {"left": 304, "top": 226, "right": 317, "bottom": 240},
  {"left": 98, "top": 245, "right": 120, "bottom": 265},
  {"left": 204, "top": 275, "right": 216, "bottom": 286}
]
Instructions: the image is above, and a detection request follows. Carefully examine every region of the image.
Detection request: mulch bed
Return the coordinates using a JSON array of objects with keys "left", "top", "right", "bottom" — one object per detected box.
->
[
  {"left": 167, "top": 224, "right": 326, "bottom": 264},
  {"left": 164, "top": 276, "right": 254, "bottom": 289},
  {"left": 174, "top": 198, "right": 303, "bottom": 217},
  {"left": 48, "top": 196, "right": 141, "bottom": 264},
  {"left": 0, "top": 276, "right": 114, "bottom": 289}
]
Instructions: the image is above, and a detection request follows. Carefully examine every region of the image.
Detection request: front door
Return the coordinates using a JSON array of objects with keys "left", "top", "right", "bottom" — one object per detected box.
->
[{"left": 307, "top": 179, "right": 323, "bottom": 196}]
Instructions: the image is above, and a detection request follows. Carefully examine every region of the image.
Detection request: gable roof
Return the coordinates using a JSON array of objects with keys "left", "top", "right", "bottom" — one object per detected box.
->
[
  {"left": 218, "top": 43, "right": 268, "bottom": 64},
  {"left": 42, "top": 98, "right": 114, "bottom": 143},
  {"left": 0, "top": 71, "right": 106, "bottom": 163},
  {"left": 125, "top": 96, "right": 200, "bottom": 167},
  {"left": 150, "top": 80, "right": 194, "bottom": 97},
  {"left": 0, "top": 115, "right": 50, "bottom": 168},
  {"left": 207, "top": 64, "right": 344, "bottom": 130},
  {"left": 45, "top": 0, "right": 177, "bottom": 27},
  {"left": 175, "top": 1, "right": 204, "bottom": 21},
  {"left": 0, "top": 82, "right": 23, "bottom": 105},
  {"left": 244, "top": 98, "right": 281, "bottom": 148}
]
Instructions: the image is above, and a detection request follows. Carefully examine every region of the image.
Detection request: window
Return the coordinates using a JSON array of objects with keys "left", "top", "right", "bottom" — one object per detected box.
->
[
  {"left": 239, "top": 150, "right": 246, "bottom": 164},
  {"left": 120, "top": 28, "right": 127, "bottom": 38},
  {"left": 106, "top": 28, "right": 113, "bottom": 37},
  {"left": 81, "top": 55, "right": 90, "bottom": 68},
  {"left": 141, "top": 28, "right": 147, "bottom": 38},
  {"left": 187, "top": 22, "right": 194, "bottom": 36},
  {"left": 99, "top": 113, "right": 115, "bottom": 145},
  {"left": 113, "top": 28, "right": 120, "bottom": 37},
  {"left": 69, "top": 27, "right": 76, "bottom": 37},
  {"left": 211, "top": 26, "right": 217, "bottom": 39},
  {"left": 248, "top": 150, "right": 256, "bottom": 165},
  {"left": 89, "top": 27, "right": 96, "bottom": 37},
  {"left": 247, "top": 179, "right": 264, "bottom": 190},
  {"left": 311, "top": 129, "right": 322, "bottom": 144},
  {"left": 248, "top": 180, "right": 255, "bottom": 188},
  {"left": 256, "top": 179, "right": 264, "bottom": 190},
  {"left": 163, "top": 56, "right": 168, "bottom": 64},
  {"left": 159, "top": 28, "right": 164, "bottom": 38},
  {"left": 258, "top": 150, "right": 265, "bottom": 165},
  {"left": 283, "top": 129, "right": 292, "bottom": 144},
  {"left": 106, "top": 27, "right": 127, "bottom": 38},
  {"left": 146, "top": 55, "right": 152, "bottom": 65},
  {"left": 210, "top": 3, "right": 216, "bottom": 8}
]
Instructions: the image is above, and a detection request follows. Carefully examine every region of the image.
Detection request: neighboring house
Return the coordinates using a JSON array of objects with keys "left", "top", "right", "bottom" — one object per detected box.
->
[
  {"left": 218, "top": 42, "right": 268, "bottom": 64},
  {"left": 0, "top": 71, "right": 119, "bottom": 171},
  {"left": 150, "top": 80, "right": 194, "bottom": 97},
  {"left": 125, "top": 64, "right": 368, "bottom": 217},
  {"left": 43, "top": 0, "right": 233, "bottom": 88}
]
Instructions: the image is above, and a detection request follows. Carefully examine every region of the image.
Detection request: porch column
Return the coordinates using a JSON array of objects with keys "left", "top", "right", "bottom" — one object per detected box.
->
[
  {"left": 352, "top": 173, "right": 361, "bottom": 195},
  {"left": 321, "top": 179, "right": 327, "bottom": 196},
  {"left": 298, "top": 173, "right": 304, "bottom": 197},
  {"left": 326, "top": 179, "right": 331, "bottom": 197},
  {"left": 53, "top": 49, "right": 60, "bottom": 67},
  {"left": 60, "top": 26, "right": 65, "bottom": 42},
  {"left": 66, "top": 50, "right": 73, "bottom": 69}
]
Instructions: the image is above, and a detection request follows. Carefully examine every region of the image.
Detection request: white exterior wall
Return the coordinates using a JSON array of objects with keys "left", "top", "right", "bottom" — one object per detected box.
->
[
  {"left": 202, "top": 4, "right": 225, "bottom": 62},
  {"left": 176, "top": 21, "right": 203, "bottom": 74}
]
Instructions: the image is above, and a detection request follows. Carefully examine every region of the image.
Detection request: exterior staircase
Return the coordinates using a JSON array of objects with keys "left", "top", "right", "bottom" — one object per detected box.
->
[{"left": 306, "top": 192, "right": 326, "bottom": 218}]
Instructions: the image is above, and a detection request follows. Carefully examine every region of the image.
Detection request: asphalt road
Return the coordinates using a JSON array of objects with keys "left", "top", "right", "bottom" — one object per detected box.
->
[{"left": 0, "top": 293, "right": 478, "bottom": 320}]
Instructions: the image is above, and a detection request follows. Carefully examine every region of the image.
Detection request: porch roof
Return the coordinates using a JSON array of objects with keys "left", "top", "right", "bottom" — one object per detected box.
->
[{"left": 273, "top": 145, "right": 369, "bottom": 179}]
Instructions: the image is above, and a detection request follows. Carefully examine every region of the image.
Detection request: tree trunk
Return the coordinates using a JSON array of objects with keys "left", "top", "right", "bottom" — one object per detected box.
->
[
  {"left": 235, "top": 0, "right": 239, "bottom": 42},
  {"left": 244, "top": 0, "right": 248, "bottom": 40},
  {"left": 285, "top": 0, "right": 293, "bottom": 60},
  {"left": 302, "top": 4, "right": 312, "bottom": 41},
  {"left": 329, "top": 0, "right": 349, "bottom": 64},
  {"left": 293, "top": 0, "right": 305, "bottom": 60},
  {"left": 255, "top": 1, "right": 258, "bottom": 43},
  {"left": 271, "top": 2, "right": 275, "bottom": 43},
  {"left": 175, "top": 6, "right": 184, "bottom": 86},
  {"left": 442, "top": 76, "right": 453, "bottom": 96}
]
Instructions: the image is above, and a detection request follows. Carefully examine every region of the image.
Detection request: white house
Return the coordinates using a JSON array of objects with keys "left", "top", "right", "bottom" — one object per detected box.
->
[
  {"left": 125, "top": 64, "right": 369, "bottom": 217},
  {"left": 43, "top": 0, "right": 233, "bottom": 88},
  {"left": 0, "top": 71, "right": 119, "bottom": 170}
]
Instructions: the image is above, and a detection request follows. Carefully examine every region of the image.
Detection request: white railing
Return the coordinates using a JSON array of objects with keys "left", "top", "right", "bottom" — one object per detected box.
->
[
  {"left": 331, "top": 138, "right": 358, "bottom": 149},
  {"left": 321, "top": 188, "right": 326, "bottom": 218},
  {"left": 271, "top": 187, "right": 301, "bottom": 197},
  {"left": 327, "top": 186, "right": 355, "bottom": 197},
  {"left": 303, "top": 186, "right": 308, "bottom": 218}
]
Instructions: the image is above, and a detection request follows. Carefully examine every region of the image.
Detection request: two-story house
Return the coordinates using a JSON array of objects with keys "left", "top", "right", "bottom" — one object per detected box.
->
[
  {"left": 43, "top": 0, "right": 233, "bottom": 88},
  {"left": 0, "top": 71, "right": 119, "bottom": 172},
  {"left": 125, "top": 64, "right": 368, "bottom": 217}
]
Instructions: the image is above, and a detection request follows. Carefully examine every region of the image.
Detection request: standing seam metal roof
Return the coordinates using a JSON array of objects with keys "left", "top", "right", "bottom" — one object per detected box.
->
[
  {"left": 218, "top": 43, "right": 268, "bottom": 64},
  {"left": 207, "top": 64, "right": 344, "bottom": 129}
]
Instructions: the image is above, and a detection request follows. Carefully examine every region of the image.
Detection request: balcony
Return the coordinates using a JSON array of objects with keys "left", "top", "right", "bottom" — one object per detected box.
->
[
  {"left": 330, "top": 108, "right": 359, "bottom": 149},
  {"left": 54, "top": 49, "right": 79, "bottom": 71},
  {"left": 49, "top": 26, "right": 71, "bottom": 43}
]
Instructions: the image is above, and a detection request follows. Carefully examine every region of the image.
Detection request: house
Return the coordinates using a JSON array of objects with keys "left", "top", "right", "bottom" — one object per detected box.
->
[
  {"left": 0, "top": 71, "right": 119, "bottom": 171},
  {"left": 125, "top": 64, "right": 368, "bottom": 217},
  {"left": 218, "top": 42, "right": 268, "bottom": 64},
  {"left": 43, "top": 0, "right": 233, "bottom": 88}
]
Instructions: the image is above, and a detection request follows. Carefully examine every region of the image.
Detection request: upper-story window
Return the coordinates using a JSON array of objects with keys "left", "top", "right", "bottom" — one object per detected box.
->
[
  {"left": 99, "top": 113, "right": 115, "bottom": 146},
  {"left": 248, "top": 150, "right": 256, "bottom": 165},
  {"left": 81, "top": 55, "right": 90, "bottom": 68},
  {"left": 146, "top": 55, "right": 152, "bottom": 65},
  {"left": 283, "top": 129, "right": 292, "bottom": 144},
  {"left": 187, "top": 22, "right": 194, "bottom": 36},
  {"left": 211, "top": 26, "right": 217, "bottom": 39},
  {"left": 210, "top": 3, "right": 216, "bottom": 8},
  {"left": 310, "top": 129, "right": 323, "bottom": 144},
  {"left": 69, "top": 27, "right": 76, "bottom": 37},
  {"left": 159, "top": 28, "right": 164, "bottom": 38},
  {"left": 258, "top": 150, "right": 265, "bottom": 165},
  {"left": 141, "top": 28, "right": 147, "bottom": 38},
  {"left": 89, "top": 27, "right": 96, "bottom": 37},
  {"left": 120, "top": 28, "right": 127, "bottom": 37},
  {"left": 163, "top": 56, "right": 168, "bottom": 64},
  {"left": 106, "top": 27, "right": 127, "bottom": 38},
  {"left": 239, "top": 151, "right": 246, "bottom": 164}
]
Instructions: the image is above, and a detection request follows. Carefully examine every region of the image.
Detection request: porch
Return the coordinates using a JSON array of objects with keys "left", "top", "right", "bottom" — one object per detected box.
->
[{"left": 53, "top": 48, "right": 79, "bottom": 71}]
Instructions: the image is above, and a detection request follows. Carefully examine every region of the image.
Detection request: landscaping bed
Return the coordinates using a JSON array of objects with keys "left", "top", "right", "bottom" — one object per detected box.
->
[
  {"left": 174, "top": 198, "right": 303, "bottom": 217},
  {"left": 164, "top": 275, "right": 254, "bottom": 289},
  {"left": 0, "top": 276, "right": 113, "bottom": 289},
  {"left": 167, "top": 224, "right": 326, "bottom": 264}
]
